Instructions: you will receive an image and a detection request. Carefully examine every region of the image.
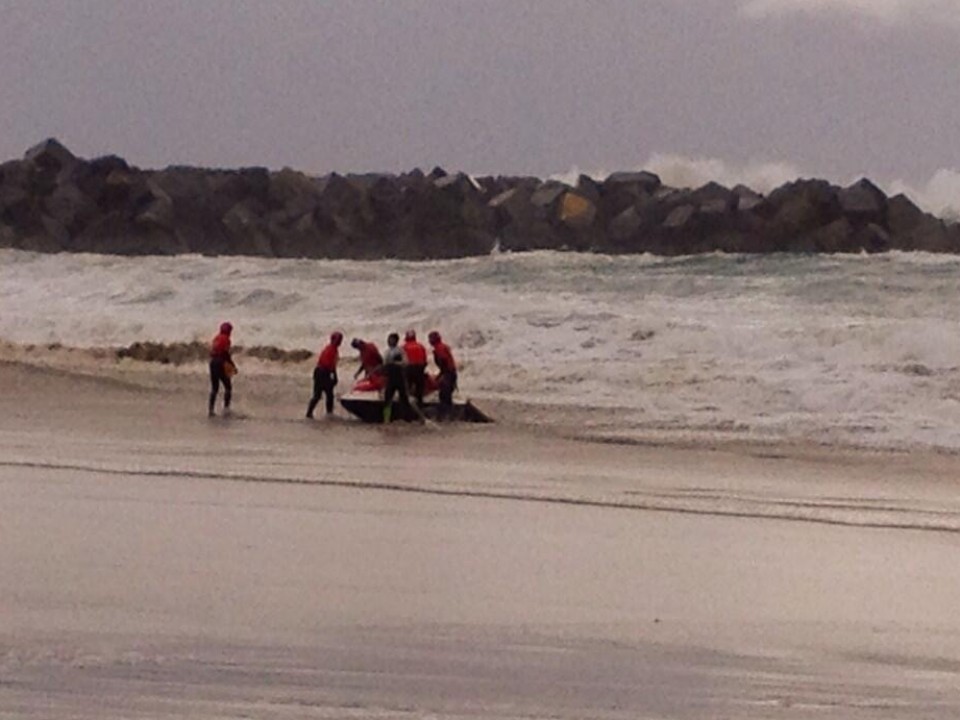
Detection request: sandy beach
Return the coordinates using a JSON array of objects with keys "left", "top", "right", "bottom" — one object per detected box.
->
[{"left": 4, "top": 357, "right": 960, "bottom": 718}]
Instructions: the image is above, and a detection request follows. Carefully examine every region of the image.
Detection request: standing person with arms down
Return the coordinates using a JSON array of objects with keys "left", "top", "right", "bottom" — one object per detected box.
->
[
  {"left": 351, "top": 338, "right": 383, "bottom": 380},
  {"left": 208, "top": 321, "right": 236, "bottom": 417},
  {"left": 402, "top": 329, "right": 428, "bottom": 407},
  {"left": 381, "top": 332, "right": 416, "bottom": 423},
  {"left": 306, "top": 331, "right": 343, "bottom": 419},
  {"left": 428, "top": 330, "right": 457, "bottom": 420}
]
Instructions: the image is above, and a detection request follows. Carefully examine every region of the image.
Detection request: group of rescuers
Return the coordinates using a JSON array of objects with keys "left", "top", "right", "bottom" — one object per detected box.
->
[{"left": 208, "top": 322, "right": 458, "bottom": 422}]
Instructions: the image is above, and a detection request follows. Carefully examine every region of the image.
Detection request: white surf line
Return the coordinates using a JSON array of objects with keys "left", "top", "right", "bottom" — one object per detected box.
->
[{"left": 2, "top": 459, "right": 959, "bottom": 535}]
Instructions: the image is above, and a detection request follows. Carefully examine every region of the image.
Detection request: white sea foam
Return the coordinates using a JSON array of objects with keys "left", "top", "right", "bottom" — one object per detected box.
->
[{"left": 5, "top": 248, "right": 960, "bottom": 450}]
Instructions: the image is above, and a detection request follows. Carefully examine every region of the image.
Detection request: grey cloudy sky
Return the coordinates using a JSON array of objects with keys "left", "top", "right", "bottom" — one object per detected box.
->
[{"left": 2, "top": 0, "right": 959, "bottom": 206}]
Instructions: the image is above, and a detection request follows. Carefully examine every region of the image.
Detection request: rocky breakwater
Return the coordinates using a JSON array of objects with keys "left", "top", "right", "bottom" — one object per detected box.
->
[{"left": 1, "top": 138, "right": 957, "bottom": 259}]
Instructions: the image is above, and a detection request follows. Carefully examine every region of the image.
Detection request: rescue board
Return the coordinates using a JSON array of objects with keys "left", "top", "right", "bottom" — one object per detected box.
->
[{"left": 340, "top": 397, "right": 493, "bottom": 424}]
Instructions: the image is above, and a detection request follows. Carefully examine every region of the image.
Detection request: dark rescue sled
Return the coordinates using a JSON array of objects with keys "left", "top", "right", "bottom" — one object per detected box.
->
[{"left": 340, "top": 397, "right": 493, "bottom": 424}]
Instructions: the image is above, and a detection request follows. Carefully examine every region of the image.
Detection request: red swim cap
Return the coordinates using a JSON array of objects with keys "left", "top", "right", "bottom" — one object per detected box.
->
[
  {"left": 220, "top": 322, "right": 233, "bottom": 334},
  {"left": 331, "top": 331, "right": 343, "bottom": 345},
  {"left": 428, "top": 330, "right": 441, "bottom": 344}
]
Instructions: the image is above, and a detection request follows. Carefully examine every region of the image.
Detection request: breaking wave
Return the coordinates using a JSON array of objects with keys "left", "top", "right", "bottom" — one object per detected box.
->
[{"left": 5, "top": 247, "right": 960, "bottom": 450}]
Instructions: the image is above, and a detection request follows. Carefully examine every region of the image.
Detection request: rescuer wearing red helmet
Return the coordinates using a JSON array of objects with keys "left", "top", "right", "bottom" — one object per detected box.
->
[
  {"left": 208, "top": 321, "right": 235, "bottom": 417},
  {"left": 402, "top": 329, "right": 428, "bottom": 406},
  {"left": 428, "top": 330, "right": 457, "bottom": 419},
  {"left": 306, "top": 330, "right": 343, "bottom": 418}
]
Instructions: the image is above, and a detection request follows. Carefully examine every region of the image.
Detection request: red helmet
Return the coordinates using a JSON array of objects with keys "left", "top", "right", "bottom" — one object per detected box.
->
[
  {"left": 404, "top": 329, "right": 417, "bottom": 341},
  {"left": 220, "top": 322, "right": 233, "bottom": 334},
  {"left": 428, "top": 330, "right": 441, "bottom": 345},
  {"left": 330, "top": 331, "right": 343, "bottom": 345}
]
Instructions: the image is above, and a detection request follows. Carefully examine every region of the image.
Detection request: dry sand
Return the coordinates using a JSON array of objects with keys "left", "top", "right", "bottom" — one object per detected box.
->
[{"left": 3, "top": 358, "right": 960, "bottom": 718}]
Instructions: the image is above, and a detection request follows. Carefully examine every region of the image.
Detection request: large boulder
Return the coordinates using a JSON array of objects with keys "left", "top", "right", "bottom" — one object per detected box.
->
[
  {"left": 662, "top": 204, "right": 696, "bottom": 230},
  {"left": 886, "top": 193, "right": 926, "bottom": 249},
  {"left": 901, "top": 215, "right": 958, "bottom": 253},
  {"left": 856, "top": 223, "right": 891, "bottom": 253},
  {"left": 575, "top": 174, "right": 602, "bottom": 204},
  {"left": 222, "top": 198, "right": 274, "bottom": 256},
  {"left": 267, "top": 167, "right": 322, "bottom": 222},
  {"left": 600, "top": 171, "right": 661, "bottom": 217},
  {"left": 0, "top": 185, "right": 34, "bottom": 228},
  {"left": 74, "top": 211, "right": 177, "bottom": 255},
  {"left": 530, "top": 181, "right": 569, "bottom": 220},
  {"left": 799, "top": 217, "right": 856, "bottom": 253},
  {"left": 44, "top": 183, "right": 97, "bottom": 235},
  {"left": 24, "top": 138, "right": 79, "bottom": 176},
  {"left": 364, "top": 174, "right": 406, "bottom": 228},
  {"left": 604, "top": 170, "right": 661, "bottom": 193},
  {"left": 760, "top": 179, "right": 842, "bottom": 250},
  {"left": 733, "top": 185, "right": 763, "bottom": 211},
  {"left": 608, "top": 205, "right": 647, "bottom": 244},
  {"left": 489, "top": 184, "right": 537, "bottom": 228},
  {"left": 434, "top": 172, "right": 492, "bottom": 228},
  {"left": 134, "top": 184, "right": 176, "bottom": 232},
  {"left": 558, "top": 191, "right": 596, "bottom": 229},
  {"left": 689, "top": 181, "right": 736, "bottom": 211},
  {"left": 839, "top": 178, "right": 887, "bottom": 225}
]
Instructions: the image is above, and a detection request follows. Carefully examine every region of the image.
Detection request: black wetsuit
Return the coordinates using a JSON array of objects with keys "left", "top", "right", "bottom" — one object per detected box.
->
[
  {"left": 438, "top": 369, "right": 458, "bottom": 417},
  {"left": 382, "top": 346, "right": 410, "bottom": 420},
  {"left": 307, "top": 367, "right": 337, "bottom": 416},
  {"left": 209, "top": 359, "right": 232, "bottom": 415},
  {"left": 405, "top": 364, "right": 426, "bottom": 406}
]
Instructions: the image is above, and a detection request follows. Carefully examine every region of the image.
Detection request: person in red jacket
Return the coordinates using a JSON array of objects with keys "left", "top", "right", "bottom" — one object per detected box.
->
[
  {"left": 428, "top": 330, "right": 457, "bottom": 419},
  {"left": 402, "top": 329, "right": 428, "bottom": 406},
  {"left": 351, "top": 338, "right": 383, "bottom": 379},
  {"left": 208, "top": 321, "right": 235, "bottom": 417},
  {"left": 306, "top": 331, "right": 343, "bottom": 418}
]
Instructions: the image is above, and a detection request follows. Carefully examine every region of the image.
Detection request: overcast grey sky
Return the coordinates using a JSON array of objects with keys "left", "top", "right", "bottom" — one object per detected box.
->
[{"left": 2, "top": 0, "right": 959, "bottom": 205}]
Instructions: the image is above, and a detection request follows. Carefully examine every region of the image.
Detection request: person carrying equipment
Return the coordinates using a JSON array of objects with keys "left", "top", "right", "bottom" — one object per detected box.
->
[
  {"left": 351, "top": 338, "right": 383, "bottom": 379},
  {"left": 208, "top": 321, "right": 236, "bottom": 417},
  {"left": 381, "top": 332, "right": 413, "bottom": 423},
  {"left": 428, "top": 330, "right": 457, "bottom": 420},
  {"left": 306, "top": 331, "right": 343, "bottom": 418},
  {"left": 402, "top": 329, "right": 428, "bottom": 406}
]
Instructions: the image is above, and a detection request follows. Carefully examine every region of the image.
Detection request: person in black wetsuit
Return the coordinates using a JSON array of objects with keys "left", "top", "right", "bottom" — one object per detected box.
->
[
  {"left": 428, "top": 330, "right": 457, "bottom": 420},
  {"left": 306, "top": 331, "right": 343, "bottom": 418},
  {"left": 382, "top": 332, "right": 412, "bottom": 423},
  {"left": 402, "top": 330, "right": 428, "bottom": 407},
  {"left": 208, "top": 321, "right": 235, "bottom": 417}
]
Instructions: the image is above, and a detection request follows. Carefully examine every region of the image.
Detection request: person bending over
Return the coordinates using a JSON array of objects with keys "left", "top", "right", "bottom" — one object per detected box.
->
[{"left": 351, "top": 338, "right": 383, "bottom": 379}]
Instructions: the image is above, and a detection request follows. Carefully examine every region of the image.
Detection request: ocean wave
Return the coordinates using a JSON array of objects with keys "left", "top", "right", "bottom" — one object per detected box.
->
[{"left": 6, "top": 248, "right": 960, "bottom": 451}]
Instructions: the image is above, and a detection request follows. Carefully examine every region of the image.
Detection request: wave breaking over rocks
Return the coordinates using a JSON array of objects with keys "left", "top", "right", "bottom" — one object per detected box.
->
[{"left": 1, "top": 138, "right": 958, "bottom": 259}]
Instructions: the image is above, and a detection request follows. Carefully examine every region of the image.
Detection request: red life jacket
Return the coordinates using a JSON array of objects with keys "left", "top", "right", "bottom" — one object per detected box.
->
[
  {"left": 317, "top": 343, "right": 339, "bottom": 370},
  {"left": 403, "top": 340, "right": 427, "bottom": 366},
  {"left": 433, "top": 341, "right": 456, "bottom": 373},
  {"left": 210, "top": 332, "right": 231, "bottom": 360},
  {"left": 359, "top": 342, "right": 383, "bottom": 371}
]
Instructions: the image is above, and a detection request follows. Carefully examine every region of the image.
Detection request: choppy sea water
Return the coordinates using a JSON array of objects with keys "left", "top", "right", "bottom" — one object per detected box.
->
[{"left": 4, "top": 248, "right": 960, "bottom": 450}]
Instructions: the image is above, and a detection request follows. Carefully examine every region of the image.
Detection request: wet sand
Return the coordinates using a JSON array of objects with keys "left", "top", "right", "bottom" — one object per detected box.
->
[{"left": 3, "top": 359, "right": 960, "bottom": 718}]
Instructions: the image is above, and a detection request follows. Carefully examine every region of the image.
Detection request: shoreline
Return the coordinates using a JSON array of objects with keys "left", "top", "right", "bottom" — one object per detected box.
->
[
  {"left": 4, "top": 336, "right": 960, "bottom": 463},
  {"left": 4, "top": 352, "right": 960, "bottom": 535}
]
